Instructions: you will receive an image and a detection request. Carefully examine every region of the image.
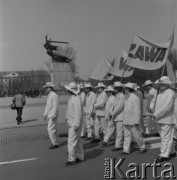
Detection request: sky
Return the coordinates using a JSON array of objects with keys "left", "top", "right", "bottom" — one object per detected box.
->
[{"left": 0, "top": 0, "right": 177, "bottom": 80}]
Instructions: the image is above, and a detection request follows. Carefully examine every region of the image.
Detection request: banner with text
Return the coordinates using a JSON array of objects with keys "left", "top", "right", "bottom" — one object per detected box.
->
[
  {"left": 109, "top": 49, "right": 134, "bottom": 77},
  {"left": 126, "top": 35, "right": 172, "bottom": 70}
]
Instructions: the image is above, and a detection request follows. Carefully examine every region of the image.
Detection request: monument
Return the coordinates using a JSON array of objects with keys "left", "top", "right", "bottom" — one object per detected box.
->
[{"left": 44, "top": 35, "right": 74, "bottom": 90}]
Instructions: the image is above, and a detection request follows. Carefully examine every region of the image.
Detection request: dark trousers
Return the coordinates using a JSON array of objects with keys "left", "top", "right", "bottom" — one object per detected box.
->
[{"left": 16, "top": 107, "right": 23, "bottom": 122}]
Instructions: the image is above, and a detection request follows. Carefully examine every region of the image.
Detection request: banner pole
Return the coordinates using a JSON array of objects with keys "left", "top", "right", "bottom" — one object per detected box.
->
[
  {"left": 120, "top": 67, "right": 126, "bottom": 82},
  {"left": 161, "top": 63, "right": 166, "bottom": 78}
]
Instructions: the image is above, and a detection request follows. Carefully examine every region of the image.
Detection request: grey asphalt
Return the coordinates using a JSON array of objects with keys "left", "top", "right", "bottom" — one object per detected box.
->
[{"left": 0, "top": 97, "right": 177, "bottom": 180}]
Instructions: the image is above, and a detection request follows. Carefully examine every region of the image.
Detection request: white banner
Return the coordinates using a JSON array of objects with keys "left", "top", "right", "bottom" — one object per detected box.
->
[
  {"left": 126, "top": 34, "right": 173, "bottom": 70},
  {"left": 109, "top": 49, "right": 134, "bottom": 77}
]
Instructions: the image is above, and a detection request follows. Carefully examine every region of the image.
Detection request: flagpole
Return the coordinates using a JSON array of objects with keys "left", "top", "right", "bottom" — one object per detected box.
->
[
  {"left": 120, "top": 67, "right": 126, "bottom": 82},
  {"left": 161, "top": 62, "right": 166, "bottom": 77}
]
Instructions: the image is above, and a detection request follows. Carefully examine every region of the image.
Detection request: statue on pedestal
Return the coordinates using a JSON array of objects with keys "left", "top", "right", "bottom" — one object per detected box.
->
[{"left": 44, "top": 35, "right": 71, "bottom": 62}]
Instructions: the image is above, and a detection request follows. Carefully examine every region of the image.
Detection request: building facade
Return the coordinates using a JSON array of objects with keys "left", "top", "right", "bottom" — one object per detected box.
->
[{"left": 0, "top": 70, "right": 50, "bottom": 97}]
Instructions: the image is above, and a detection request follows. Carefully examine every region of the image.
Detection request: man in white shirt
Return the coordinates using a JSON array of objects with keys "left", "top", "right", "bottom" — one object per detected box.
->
[
  {"left": 134, "top": 84, "right": 144, "bottom": 134},
  {"left": 101, "top": 86, "right": 115, "bottom": 147},
  {"left": 43, "top": 82, "right": 59, "bottom": 149},
  {"left": 65, "top": 82, "right": 84, "bottom": 166},
  {"left": 84, "top": 83, "right": 96, "bottom": 139},
  {"left": 120, "top": 83, "right": 146, "bottom": 155},
  {"left": 143, "top": 80, "right": 158, "bottom": 137},
  {"left": 91, "top": 83, "right": 107, "bottom": 143},
  {"left": 148, "top": 76, "right": 176, "bottom": 162},
  {"left": 78, "top": 83, "right": 87, "bottom": 138}
]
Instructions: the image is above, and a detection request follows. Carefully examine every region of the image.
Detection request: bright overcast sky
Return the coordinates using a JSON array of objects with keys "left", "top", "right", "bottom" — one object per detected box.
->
[{"left": 0, "top": 0, "right": 177, "bottom": 80}]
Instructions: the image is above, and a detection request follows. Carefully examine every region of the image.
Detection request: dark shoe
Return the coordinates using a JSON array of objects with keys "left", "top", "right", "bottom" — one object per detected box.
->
[
  {"left": 101, "top": 142, "right": 108, "bottom": 147},
  {"left": 49, "top": 144, "right": 59, "bottom": 149},
  {"left": 65, "top": 161, "right": 77, "bottom": 166},
  {"left": 153, "top": 133, "right": 160, "bottom": 137},
  {"left": 143, "top": 134, "right": 149, "bottom": 138},
  {"left": 112, "top": 147, "right": 123, "bottom": 152},
  {"left": 131, "top": 141, "right": 137, "bottom": 146},
  {"left": 169, "top": 152, "right": 176, "bottom": 158},
  {"left": 85, "top": 137, "right": 93, "bottom": 140},
  {"left": 76, "top": 158, "right": 84, "bottom": 163},
  {"left": 156, "top": 156, "right": 169, "bottom": 163},
  {"left": 81, "top": 136, "right": 87, "bottom": 139},
  {"left": 91, "top": 139, "right": 100, "bottom": 143},
  {"left": 119, "top": 151, "right": 130, "bottom": 155},
  {"left": 173, "top": 137, "right": 177, "bottom": 142},
  {"left": 138, "top": 149, "right": 147, "bottom": 154}
]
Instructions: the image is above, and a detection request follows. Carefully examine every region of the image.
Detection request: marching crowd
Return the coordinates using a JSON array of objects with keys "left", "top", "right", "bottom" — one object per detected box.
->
[{"left": 42, "top": 76, "right": 177, "bottom": 166}]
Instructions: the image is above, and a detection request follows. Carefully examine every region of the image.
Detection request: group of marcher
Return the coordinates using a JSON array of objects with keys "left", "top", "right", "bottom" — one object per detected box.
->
[{"left": 42, "top": 76, "right": 177, "bottom": 166}]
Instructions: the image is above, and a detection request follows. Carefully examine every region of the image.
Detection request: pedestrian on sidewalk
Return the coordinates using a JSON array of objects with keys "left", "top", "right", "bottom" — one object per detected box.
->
[
  {"left": 12, "top": 90, "right": 26, "bottom": 125},
  {"left": 65, "top": 82, "right": 84, "bottom": 166},
  {"left": 43, "top": 82, "right": 59, "bottom": 149}
]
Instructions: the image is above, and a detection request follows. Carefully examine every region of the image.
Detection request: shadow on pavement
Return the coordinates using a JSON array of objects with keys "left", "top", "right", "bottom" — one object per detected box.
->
[
  {"left": 58, "top": 133, "right": 68, "bottom": 137},
  {"left": 59, "top": 140, "right": 67, "bottom": 148},
  {"left": 85, "top": 149, "right": 104, "bottom": 160},
  {"left": 21, "top": 119, "right": 38, "bottom": 124},
  {"left": 83, "top": 141, "right": 99, "bottom": 150}
]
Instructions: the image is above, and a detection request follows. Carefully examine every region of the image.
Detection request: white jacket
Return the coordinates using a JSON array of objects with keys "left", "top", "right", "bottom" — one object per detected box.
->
[
  {"left": 145, "top": 87, "right": 157, "bottom": 112},
  {"left": 149, "top": 88, "right": 158, "bottom": 111},
  {"left": 111, "top": 92, "right": 125, "bottom": 122},
  {"left": 105, "top": 95, "right": 115, "bottom": 120},
  {"left": 94, "top": 91, "right": 107, "bottom": 116},
  {"left": 66, "top": 95, "right": 82, "bottom": 127},
  {"left": 123, "top": 93, "right": 140, "bottom": 125},
  {"left": 173, "top": 94, "right": 177, "bottom": 139},
  {"left": 154, "top": 88, "right": 175, "bottom": 124},
  {"left": 85, "top": 91, "right": 96, "bottom": 115},
  {"left": 44, "top": 91, "right": 59, "bottom": 119},
  {"left": 79, "top": 91, "right": 86, "bottom": 111}
]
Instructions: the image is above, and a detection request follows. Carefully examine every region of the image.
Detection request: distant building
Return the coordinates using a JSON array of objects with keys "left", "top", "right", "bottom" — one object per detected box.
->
[{"left": 0, "top": 70, "right": 50, "bottom": 96}]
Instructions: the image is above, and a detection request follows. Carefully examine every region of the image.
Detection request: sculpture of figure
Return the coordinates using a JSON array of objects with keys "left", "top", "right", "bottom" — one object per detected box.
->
[{"left": 44, "top": 35, "right": 71, "bottom": 62}]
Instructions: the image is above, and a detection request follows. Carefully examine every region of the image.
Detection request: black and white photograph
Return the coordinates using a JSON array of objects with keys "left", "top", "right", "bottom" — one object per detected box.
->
[{"left": 0, "top": 0, "right": 177, "bottom": 179}]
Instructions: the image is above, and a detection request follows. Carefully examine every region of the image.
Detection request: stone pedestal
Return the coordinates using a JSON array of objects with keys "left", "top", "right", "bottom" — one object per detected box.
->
[{"left": 50, "top": 60, "right": 74, "bottom": 89}]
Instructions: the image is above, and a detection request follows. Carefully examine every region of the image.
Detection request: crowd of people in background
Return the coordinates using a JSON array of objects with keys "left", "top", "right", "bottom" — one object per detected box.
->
[
  {"left": 42, "top": 76, "right": 177, "bottom": 166},
  {"left": 1, "top": 88, "right": 44, "bottom": 97}
]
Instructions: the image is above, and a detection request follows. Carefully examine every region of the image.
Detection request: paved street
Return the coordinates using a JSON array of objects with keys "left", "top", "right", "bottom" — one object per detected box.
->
[
  {"left": 0, "top": 96, "right": 68, "bottom": 129},
  {"left": 0, "top": 97, "right": 177, "bottom": 180}
]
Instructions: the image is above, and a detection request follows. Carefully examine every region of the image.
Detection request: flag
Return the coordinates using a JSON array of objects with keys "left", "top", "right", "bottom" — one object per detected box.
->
[
  {"left": 109, "top": 49, "right": 134, "bottom": 77},
  {"left": 89, "top": 57, "right": 113, "bottom": 81},
  {"left": 166, "top": 26, "right": 175, "bottom": 82},
  {"left": 166, "top": 59, "right": 176, "bottom": 82},
  {"left": 126, "top": 31, "right": 173, "bottom": 70}
]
